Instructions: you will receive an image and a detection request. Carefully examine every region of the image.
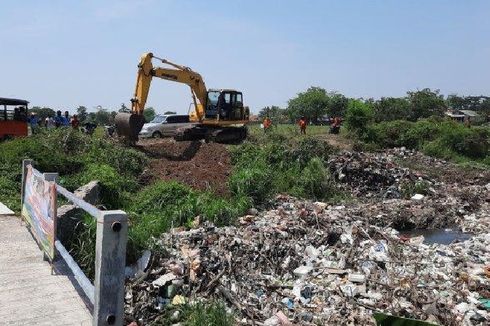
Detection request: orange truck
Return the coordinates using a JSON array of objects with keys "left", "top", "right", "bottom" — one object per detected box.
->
[{"left": 0, "top": 97, "right": 29, "bottom": 140}]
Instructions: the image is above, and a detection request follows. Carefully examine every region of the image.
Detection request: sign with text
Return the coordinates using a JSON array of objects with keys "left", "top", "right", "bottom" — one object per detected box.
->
[{"left": 21, "top": 165, "right": 57, "bottom": 260}]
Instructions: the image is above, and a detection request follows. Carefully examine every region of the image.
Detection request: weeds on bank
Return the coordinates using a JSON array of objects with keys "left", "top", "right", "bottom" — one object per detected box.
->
[
  {"left": 152, "top": 301, "right": 234, "bottom": 326},
  {"left": 126, "top": 181, "right": 251, "bottom": 261},
  {"left": 361, "top": 118, "right": 489, "bottom": 165},
  {"left": 229, "top": 129, "right": 336, "bottom": 205}
]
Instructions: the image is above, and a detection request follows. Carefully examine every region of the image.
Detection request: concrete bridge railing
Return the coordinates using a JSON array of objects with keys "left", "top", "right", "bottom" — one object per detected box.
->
[{"left": 21, "top": 159, "right": 127, "bottom": 326}]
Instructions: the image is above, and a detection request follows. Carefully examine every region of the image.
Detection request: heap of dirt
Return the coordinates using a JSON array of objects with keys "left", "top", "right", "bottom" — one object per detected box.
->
[{"left": 136, "top": 138, "right": 232, "bottom": 196}]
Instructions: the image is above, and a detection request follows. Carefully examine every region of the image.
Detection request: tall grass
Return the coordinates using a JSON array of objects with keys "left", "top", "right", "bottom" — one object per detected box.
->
[{"left": 229, "top": 129, "right": 336, "bottom": 205}]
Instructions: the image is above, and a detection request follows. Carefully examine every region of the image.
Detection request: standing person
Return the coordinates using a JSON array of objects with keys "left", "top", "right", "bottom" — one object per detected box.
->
[
  {"left": 63, "top": 111, "right": 71, "bottom": 126},
  {"left": 28, "top": 113, "right": 39, "bottom": 134},
  {"left": 330, "top": 116, "right": 341, "bottom": 134},
  {"left": 71, "top": 114, "right": 80, "bottom": 130},
  {"left": 263, "top": 117, "right": 272, "bottom": 133},
  {"left": 298, "top": 116, "right": 307, "bottom": 135},
  {"left": 54, "top": 110, "right": 64, "bottom": 128}
]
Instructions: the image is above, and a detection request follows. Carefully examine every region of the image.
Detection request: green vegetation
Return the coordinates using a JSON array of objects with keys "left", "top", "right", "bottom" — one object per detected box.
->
[
  {"left": 0, "top": 129, "right": 146, "bottom": 211},
  {"left": 345, "top": 99, "right": 374, "bottom": 137},
  {"left": 230, "top": 126, "right": 336, "bottom": 205},
  {"left": 285, "top": 86, "right": 348, "bottom": 123},
  {"left": 400, "top": 180, "right": 431, "bottom": 199},
  {"left": 152, "top": 301, "right": 234, "bottom": 326},
  {"left": 362, "top": 119, "right": 490, "bottom": 165},
  {"left": 127, "top": 181, "right": 250, "bottom": 259}
]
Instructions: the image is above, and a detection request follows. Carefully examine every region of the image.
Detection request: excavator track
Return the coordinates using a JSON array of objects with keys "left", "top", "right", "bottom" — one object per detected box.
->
[{"left": 175, "top": 125, "right": 247, "bottom": 144}]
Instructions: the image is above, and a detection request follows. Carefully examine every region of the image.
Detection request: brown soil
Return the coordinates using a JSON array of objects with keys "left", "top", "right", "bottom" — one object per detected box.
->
[
  {"left": 136, "top": 138, "right": 232, "bottom": 196},
  {"left": 318, "top": 134, "right": 354, "bottom": 151}
]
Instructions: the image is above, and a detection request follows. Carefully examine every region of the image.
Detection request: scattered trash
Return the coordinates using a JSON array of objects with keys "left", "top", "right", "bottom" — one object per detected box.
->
[
  {"left": 411, "top": 193, "right": 425, "bottom": 201},
  {"left": 124, "top": 148, "right": 490, "bottom": 325}
]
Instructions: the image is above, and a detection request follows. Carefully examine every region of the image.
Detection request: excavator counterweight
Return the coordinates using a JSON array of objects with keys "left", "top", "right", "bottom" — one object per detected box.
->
[{"left": 115, "top": 53, "right": 249, "bottom": 143}]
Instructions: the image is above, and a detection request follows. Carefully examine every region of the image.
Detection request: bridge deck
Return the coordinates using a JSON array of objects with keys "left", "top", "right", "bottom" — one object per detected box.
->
[{"left": 0, "top": 214, "right": 91, "bottom": 326}]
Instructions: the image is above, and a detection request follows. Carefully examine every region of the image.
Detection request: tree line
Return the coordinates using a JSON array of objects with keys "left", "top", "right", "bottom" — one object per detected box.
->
[{"left": 258, "top": 87, "right": 490, "bottom": 124}]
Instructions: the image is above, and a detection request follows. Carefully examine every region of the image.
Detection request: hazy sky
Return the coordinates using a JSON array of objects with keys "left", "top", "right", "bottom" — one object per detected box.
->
[{"left": 1, "top": 0, "right": 489, "bottom": 114}]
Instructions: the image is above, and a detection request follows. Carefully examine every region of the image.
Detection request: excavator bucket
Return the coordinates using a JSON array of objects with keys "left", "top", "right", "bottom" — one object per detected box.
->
[{"left": 114, "top": 112, "right": 145, "bottom": 142}]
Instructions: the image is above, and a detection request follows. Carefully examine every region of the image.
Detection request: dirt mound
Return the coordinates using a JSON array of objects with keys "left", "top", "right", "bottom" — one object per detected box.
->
[{"left": 136, "top": 138, "right": 232, "bottom": 196}]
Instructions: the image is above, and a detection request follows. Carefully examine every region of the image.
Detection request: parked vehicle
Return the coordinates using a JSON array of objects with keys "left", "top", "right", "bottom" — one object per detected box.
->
[
  {"left": 0, "top": 97, "right": 28, "bottom": 140},
  {"left": 139, "top": 114, "right": 194, "bottom": 138}
]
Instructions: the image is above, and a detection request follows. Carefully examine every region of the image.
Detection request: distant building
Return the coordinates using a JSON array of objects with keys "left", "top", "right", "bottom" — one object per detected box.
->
[
  {"left": 459, "top": 110, "right": 484, "bottom": 124},
  {"left": 445, "top": 109, "right": 484, "bottom": 124}
]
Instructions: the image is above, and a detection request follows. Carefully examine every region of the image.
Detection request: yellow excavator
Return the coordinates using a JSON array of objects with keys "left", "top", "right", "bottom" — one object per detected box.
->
[{"left": 115, "top": 53, "right": 249, "bottom": 143}]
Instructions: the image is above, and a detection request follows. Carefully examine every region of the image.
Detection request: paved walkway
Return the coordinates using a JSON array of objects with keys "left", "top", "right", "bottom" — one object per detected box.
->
[{"left": 0, "top": 214, "right": 91, "bottom": 326}]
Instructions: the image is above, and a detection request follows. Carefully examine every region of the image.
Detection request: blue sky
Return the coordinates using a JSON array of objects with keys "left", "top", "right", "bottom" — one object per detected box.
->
[{"left": 1, "top": 0, "right": 489, "bottom": 114}]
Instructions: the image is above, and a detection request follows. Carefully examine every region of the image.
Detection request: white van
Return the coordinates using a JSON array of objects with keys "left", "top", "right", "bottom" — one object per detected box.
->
[{"left": 139, "top": 114, "right": 194, "bottom": 138}]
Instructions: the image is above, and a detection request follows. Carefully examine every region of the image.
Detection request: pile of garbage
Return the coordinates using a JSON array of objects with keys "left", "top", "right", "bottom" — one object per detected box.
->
[
  {"left": 328, "top": 151, "right": 432, "bottom": 198},
  {"left": 124, "top": 194, "right": 490, "bottom": 325}
]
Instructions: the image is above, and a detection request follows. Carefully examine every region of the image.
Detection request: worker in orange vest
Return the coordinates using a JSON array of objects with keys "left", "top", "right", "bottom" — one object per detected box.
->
[
  {"left": 263, "top": 117, "right": 272, "bottom": 133},
  {"left": 298, "top": 116, "right": 307, "bottom": 135}
]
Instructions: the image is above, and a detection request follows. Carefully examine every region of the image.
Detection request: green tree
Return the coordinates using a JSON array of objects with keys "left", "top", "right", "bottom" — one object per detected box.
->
[
  {"left": 76, "top": 106, "right": 88, "bottom": 122},
  {"left": 144, "top": 107, "right": 156, "bottom": 122},
  {"left": 93, "top": 106, "right": 111, "bottom": 125},
  {"left": 164, "top": 111, "right": 177, "bottom": 115},
  {"left": 87, "top": 112, "right": 96, "bottom": 123},
  {"left": 287, "top": 87, "right": 329, "bottom": 123},
  {"left": 447, "top": 94, "right": 465, "bottom": 110},
  {"left": 29, "top": 107, "right": 56, "bottom": 121},
  {"left": 258, "top": 106, "right": 288, "bottom": 123},
  {"left": 407, "top": 88, "right": 446, "bottom": 121},
  {"left": 345, "top": 99, "right": 374, "bottom": 137},
  {"left": 373, "top": 97, "right": 410, "bottom": 122},
  {"left": 110, "top": 111, "right": 117, "bottom": 123},
  {"left": 328, "top": 92, "right": 348, "bottom": 117}
]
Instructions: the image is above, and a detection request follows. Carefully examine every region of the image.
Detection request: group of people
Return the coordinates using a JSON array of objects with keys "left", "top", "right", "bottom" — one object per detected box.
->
[
  {"left": 29, "top": 110, "right": 80, "bottom": 132},
  {"left": 262, "top": 116, "right": 342, "bottom": 135}
]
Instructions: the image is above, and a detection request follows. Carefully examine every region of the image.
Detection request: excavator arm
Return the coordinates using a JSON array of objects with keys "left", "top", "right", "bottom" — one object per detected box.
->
[
  {"left": 116, "top": 53, "right": 209, "bottom": 141},
  {"left": 131, "top": 53, "right": 208, "bottom": 121}
]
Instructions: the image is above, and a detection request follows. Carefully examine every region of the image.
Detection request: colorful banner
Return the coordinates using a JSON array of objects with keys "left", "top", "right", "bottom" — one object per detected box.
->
[{"left": 21, "top": 165, "right": 57, "bottom": 260}]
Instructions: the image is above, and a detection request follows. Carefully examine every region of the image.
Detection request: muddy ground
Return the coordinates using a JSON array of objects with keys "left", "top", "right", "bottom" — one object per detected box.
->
[{"left": 136, "top": 138, "right": 232, "bottom": 196}]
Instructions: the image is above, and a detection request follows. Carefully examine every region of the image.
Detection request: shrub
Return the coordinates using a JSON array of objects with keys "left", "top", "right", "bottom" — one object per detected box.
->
[
  {"left": 364, "top": 120, "right": 414, "bottom": 148},
  {"left": 289, "top": 137, "right": 333, "bottom": 168},
  {"left": 0, "top": 175, "right": 20, "bottom": 212},
  {"left": 440, "top": 124, "right": 489, "bottom": 159},
  {"left": 422, "top": 139, "right": 459, "bottom": 161},
  {"left": 345, "top": 99, "right": 374, "bottom": 137},
  {"left": 229, "top": 164, "right": 272, "bottom": 205},
  {"left": 403, "top": 119, "right": 442, "bottom": 148},
  {"left": 0, "top": 129, "right": 147, "bottom": 212},
  {"left": 78, "top": 163, "right": 138, "bottom": 208},
  {"left": 362, "top": 118, "right": 489, "bottom": 164},
  {"left": 400, "top": 180, "right": 431, "bottom": 199},
  {"left": 294, "top": 157, "right": 334, "bottom": 200}
]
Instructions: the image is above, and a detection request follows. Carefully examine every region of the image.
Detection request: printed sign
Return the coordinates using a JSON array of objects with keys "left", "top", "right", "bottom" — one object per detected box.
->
[{"left": 21, "top": 165, "right": 57, "bottom": 260}]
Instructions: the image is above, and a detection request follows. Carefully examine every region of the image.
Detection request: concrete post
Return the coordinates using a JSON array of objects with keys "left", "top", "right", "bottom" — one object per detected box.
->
[
  {"left": 93, "top": 210, "right": 127, "bottom": 326},
  {"left": 21, "top": 159, "right": 33, "bottom": 208}
]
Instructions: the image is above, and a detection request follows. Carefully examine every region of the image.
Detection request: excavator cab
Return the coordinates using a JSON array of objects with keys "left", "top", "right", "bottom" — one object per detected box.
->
[{"left": 205, "top": 89, "right": 245, "bottom": 121}]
